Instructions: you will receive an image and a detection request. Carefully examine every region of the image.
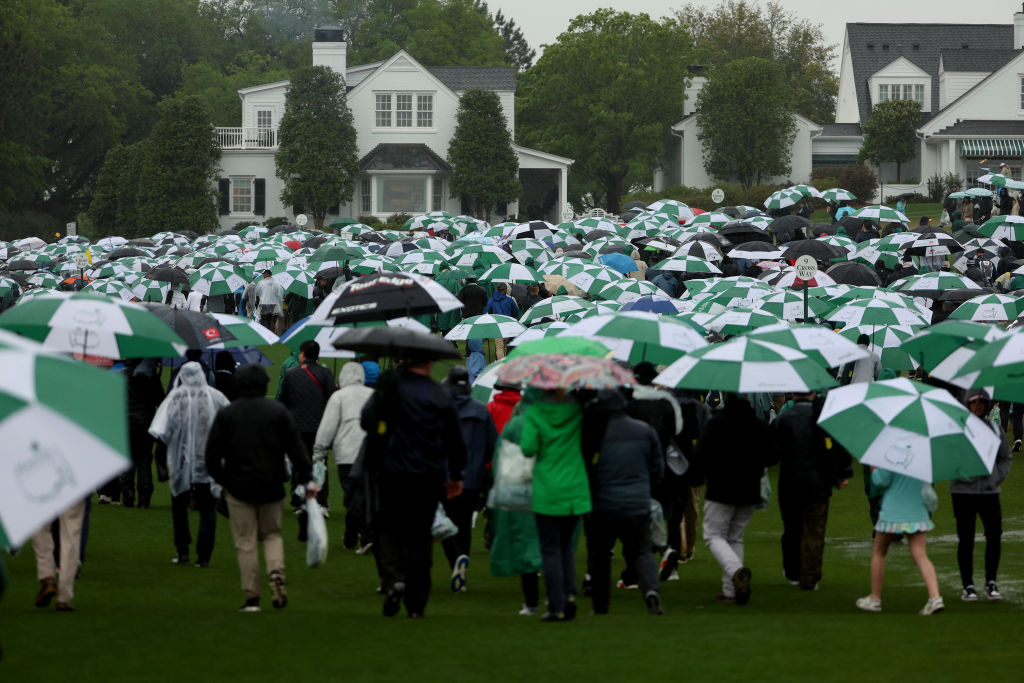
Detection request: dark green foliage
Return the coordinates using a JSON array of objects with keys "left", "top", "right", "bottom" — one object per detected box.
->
[
  {"left": 516, "top": 10, "right": 693, "bottom": 213},
  {"left": 448, "top": 89, "right": 520, "bottom": 220},
  {"left": 837, "top": 164, "right": 878, "bottom": 204},
  {"left": 275, "top": 66, "right": 359, "bottom": 230},
  {"left": 136, "top": 97, "right": 221, "bottom": 235},
  {"left": 858, "top": 99, "right": 921, "bottom": 183},
  {"left": 696, "top": 57, "right": 797, "bottom": 188}
]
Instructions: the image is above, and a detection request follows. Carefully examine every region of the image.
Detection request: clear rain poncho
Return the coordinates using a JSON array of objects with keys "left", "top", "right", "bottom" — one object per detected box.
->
[{"left": 149, "top": 362, "right": 230, "bottom": 497}]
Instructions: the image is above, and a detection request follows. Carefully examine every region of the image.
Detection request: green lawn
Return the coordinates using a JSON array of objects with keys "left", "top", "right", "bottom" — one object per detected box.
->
[
  {"left": 809, "top": 202, "right": 943, "bottom": 230},
  {"left": 3, "top": 349, "right": 1022, "bottom": 681}
]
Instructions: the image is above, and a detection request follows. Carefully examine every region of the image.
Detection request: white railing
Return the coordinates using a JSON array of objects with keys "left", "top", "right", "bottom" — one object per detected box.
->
[{"left": 215, "top": 127, "right": 278, "bottom": 150}]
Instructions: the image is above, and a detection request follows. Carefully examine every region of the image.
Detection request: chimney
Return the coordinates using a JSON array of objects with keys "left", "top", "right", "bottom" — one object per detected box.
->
[
  {"left": 313, "top": 25, "right": 347, "bottom": 76},
  {"left": 684, "top": 65, "right": 707, "bottom": 117},
  {"left": 1016, "top": 4, "right": 1024, "bottom": 50}
]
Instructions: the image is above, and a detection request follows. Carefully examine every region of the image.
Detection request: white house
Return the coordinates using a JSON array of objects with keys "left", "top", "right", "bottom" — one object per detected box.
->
[
  {"left": 821, "top": 8, "right": 1024, "bottom": 196},
  {"left": 214, "top": 25, "right": 572, "bottom": 230}
]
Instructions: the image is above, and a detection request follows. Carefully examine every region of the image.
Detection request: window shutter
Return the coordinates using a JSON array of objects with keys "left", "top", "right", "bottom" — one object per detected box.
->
[
  {"left": 328, "top": 202, "right": 339, "bottom": 215},
  {"left": 218, "top": 179, "right": 230, "bottom": 215},
  {"left": 254, "top": 179, "right": 265, "bottom": 215}
]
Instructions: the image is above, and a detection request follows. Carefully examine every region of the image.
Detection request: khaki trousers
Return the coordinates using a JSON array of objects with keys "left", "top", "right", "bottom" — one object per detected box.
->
[
  {"left": 681, "top": 485, "right": 701, "bottom": 556},
  {"left": 225, "top": 492, "right": 285, "bottom": 599},
  {"left": 494, "top": 337, "right": 508, "bottom": 360},
  {"left": 32, "top": 499, "right": 86, "bottom": 604}
]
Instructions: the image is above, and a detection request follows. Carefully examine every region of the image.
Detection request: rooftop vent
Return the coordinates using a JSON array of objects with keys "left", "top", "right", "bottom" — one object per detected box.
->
[
  {"left": 882, "top": 43, "right": 889, "bottom": 50},
  {"left": 962, "top": 43, "right": 969, "bottom": 49},
  {"left": 912, "top": 42, "right": 920, "bottom": 50},
  {"left": 867, "top": 42, "right": 874, "bottom": 49}
]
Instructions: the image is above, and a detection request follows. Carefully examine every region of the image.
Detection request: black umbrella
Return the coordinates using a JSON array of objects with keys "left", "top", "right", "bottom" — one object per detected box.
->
[
  {"left": 937, "top": 287, "right": 995, "bottom": 302},
  {"left": 635, "top": 236, "right": 682, "bottom": 251},
  {"left": 266, "top": 225, "right": 297, "bottom": 236},
  {"left": 141, "top": 304, "right": 237, "bottom": 349},
  {"left": 808, "top": 222, "right": 837, "bottom": 237},
  {"left": 581, "top": 229, "right": 617, "bottom": 242},
  {"left": 197, "top": 256, "right": 241, "bottom": 268},
  {"left": 894, "top": 192, "right": 916, "bottom": 200},
  {"left": 303, "top": 236, "right": 330, "bottom": 250},
  {"left": 718, "top": 221, "right": 768, "bottom": 246},
  {"left": 902, "top": 232, "right": 965, "bottom": 256},
  {"left": 720, "top": 206, "right": 742, "bottom": 218},
  {"left": 216, "top": 227, "right": 240, "bottom": 236},
  {"left": 107, "top": 247, "right": 150, "bottom": 260},
  {"left": 359, "top": 232, "right": 389, "bottom": 244},
  {"left": 3, "top": 271, "right": 29, "bottom": 285},
  {"left": 728, "top": 240, "right": 780, "bottom": 255},
  {"left": 839, "top": 215, "right": 876, "bottom": 234},
  {"left": 145, "top": 266, "right": 191, "bottom": 286},
  {"left": 622, "top": 200, "right": 648, "bottom": 211},
  {"left": 619, "top": 209, "right": 644, "bottom": 223},
  {"left": 129, "top": 238, "right": 156, "bottom": 247},
  {"left": 329, "top": 272, "right": 463, "bottom": 324},
  {"left": 179, "top": 230, "right": 199, "bottom": 241},
  {"left": 826, "top": 262, "right": 881, "bottom": 286},
  {"left": 155, "top": 245, "right": 193, "bottom": 257},
  {"left": 314, "top": 266, "right": 347, "bottom": 281},
  {"left": 686, "top": 232, "right": 727, "bottom": 250},
  {"left": 768, "top": 215, "right": 812, "bottom": 236},
  {"left": 781, "top": 240, "right": 847, "bottom": 261},
  {"left": 5, "top": 259, "right": 47, "bottom": 271},
  {"left": 332, "top": 325, "right": 461, "bottom": 359}
]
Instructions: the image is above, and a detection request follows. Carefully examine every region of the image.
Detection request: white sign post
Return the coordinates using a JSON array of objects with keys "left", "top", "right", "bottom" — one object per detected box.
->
[
  {"left": 72, "top": 252, "right": 90, "bottom": 270},
  {"left": 794, "top": 255, "right": 818, "bottom": 321},
  {"left": 711, "top": 188, "right": 725, "bottom": 204},
  {"left": 295, "top": 213, "right": 308, "bottom": 227}
]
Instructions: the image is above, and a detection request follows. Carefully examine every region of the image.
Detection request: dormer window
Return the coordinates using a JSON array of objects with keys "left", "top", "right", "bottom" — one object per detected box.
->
[{"left": 879, "top": 83, "right": 924, "bottom": 106}]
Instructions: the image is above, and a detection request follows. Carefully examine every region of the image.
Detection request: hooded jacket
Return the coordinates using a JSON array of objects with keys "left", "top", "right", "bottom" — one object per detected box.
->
[
  {"left": 588, "top": 390, "right": 664, "bottom": 518},
  {"left": 450, "top": 390, "right": 499, "bottom": 490},
  {"left": 313, "top": 362, "right": 375, "bottom": 466},
  {"left": 520, "top": 394, "right": 591, "bottom": 516},
  {"left": 487, "top": 390, "right": 522, "bottom": 434},
  {"left": 692, "top": 396, "right": 778, "bottom": 506},
  {"left": 485, "top": 289, "right": 520, "bottom": 318}
]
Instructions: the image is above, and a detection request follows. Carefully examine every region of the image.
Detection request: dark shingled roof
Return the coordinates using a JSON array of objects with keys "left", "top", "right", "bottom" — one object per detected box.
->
[
  {"left": 846, "top": 23, "right": 1013, "bottom": 124},
  {"left": 359, "top": 143, "right": 451, "bottom": 172},
  {"left": 426, "top": 66, "right": 516, "bottom": 92},
  {"left": 933, "top": 120, "right": 1024, "bottom": 136},
  {"left": 820, "top": 123, "right": 863, "bottom": 136},
  {"left": 940, "top": 48, "right": 1020, "bottom": 72}
]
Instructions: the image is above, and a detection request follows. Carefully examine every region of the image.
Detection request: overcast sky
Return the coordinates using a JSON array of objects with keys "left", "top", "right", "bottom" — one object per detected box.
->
[{"left": 489, "top": 0, "right": 1024, "bottom": 69}]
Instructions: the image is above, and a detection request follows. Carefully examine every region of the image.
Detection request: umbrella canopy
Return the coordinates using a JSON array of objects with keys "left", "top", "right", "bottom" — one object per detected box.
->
[
  {"left": 0, "top": 330, "right": 130, "bottom": 549},
  {"left": 619, "top": 295, "right": 690, "bottom": 314},
  {"left": 144, "top": 266, "right": 190, "bottom": 286},
  {"left": 954, "top": 329, "right": 1024, "bottom": 389},
  {"left": 744, "top": 322, "right": 869, "bottom": 368},
  {"left": 597, "top": 251, "right": 638, "bottom": 274},
  {"left": 519, "top": 295, "right": 594, "bottom": 325},
  {"left": 0, "top": 292, "right": 186, "bottom": 359},
  {"left": 764, "top": 188, "right": 804, "bottom": 211},
  {"left": 768, "top": 215, "right": 813, "bottom": 237},
  {"left": 978, "top": 215, "right": 1024, "bottom": 241},
  {"left": 654, "top": 336, "right": 838, "bottom": 392},
  {"left": 727, "top": 240, "right": 785, "bottom": 260},
  {"left": 189, "top": 262, "right": 248, "bottom": 297},
  {"left": 596, "top": 279, "right": 662, "bottom": 303},
  {"left": 781, "top": 240, "right": 846, "bottom": 262},
  {"left": 901, "top": 232, "right": 964, "bottom": 257},
  {"left": 826, "top": 262, "right": 881, "bottom": 286},
  {"left": 900, "top": 320, "right": 1003, "bottom": 387},
  {"left": 673, "top": 240, "right": 723, "bottom": 262},
  {"left": 477, "top": 262, "right": 544, "bottom": 284},
  {"left": 852, "top": 205, "right": 910, "bottom": 225},
  {"left": 141, "top": 304, "right": 238, "bottom": 349},
  {"left": 445, "top": 314, "right": 526, "bottom": 341},
  {"left": 820, "top": 188, "right": 856, "bottom": 203},
  {"left": 470, "top": 359, "right": 507, "bottom": 403},
  {"left": 331, "top": 325, "right": 460, "bottom": 360},
  {"left": 497, "top": 353, "right": 635, "bottom": 390},
  {"left": 704, "top": 307, "right": 783, "bottom": 335},
  {"left": 558, "top": 311, "right": 707, "bottom": 366},
  {"left": 649, "top": 255, "right": 722, "bottom": 274},
  {"left": 510, "top": 321, "right": 571, "bottom": 346},
  {"left": 328, "top": 272, "right": 462, "bottom": 324},
  {"left": 837, "top": 324, "right": 920, "bottom": 371},
  {"left": 828, "top": 298, "right": 930, "bottom": 328},
  {"left": 949, "top": 293, "right": 1024, "bottom": 322},
  {"left": 817, "top": 378, "right": 1000, "bottom": 482},
  {"left": 889, "top": 272, "right": 981, "bottom": 297},
  {"left": 205, "top": 313, "right": 279, "bottom": 347},
  {"left": 750, "top": 290, "right": 834, "bottom": 321}
]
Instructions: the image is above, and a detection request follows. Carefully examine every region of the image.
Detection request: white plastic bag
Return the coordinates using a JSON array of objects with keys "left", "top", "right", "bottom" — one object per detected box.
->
[
  {"left": 487, "top": 439, "right": 534, "bottom": 511},
  {"left": 306, "top": 496, "right": 328, "bottom": 568},
  {"left": 649, "top": 499, "right": 667, "bottom": 548},
  {"left": 431, "top": 503, "right": 458, "bottom": 540}
]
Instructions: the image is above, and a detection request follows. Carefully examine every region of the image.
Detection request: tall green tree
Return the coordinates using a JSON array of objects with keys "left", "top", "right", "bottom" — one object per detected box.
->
[
  {"left": 695, "top": 57, "right": 797, "bottom": 188},
  {"left": 516, "top": 10, "right": 693, "bottom": 213},
  {"left": 858, "top": 99, "right": 921, "bottom": 183},
  {"left": 678, "top": 0, "right": 837, "bottom": 124},
  {"left": 275, "top": 65, "right": 359, "bottom": 229},
  {"left": 87, "top": 142, "right": 147, "bottom": 238},
  {"left": 447, "top": 89, "right": 520, "bottom": 220},
  {"left": 136, "top": 97, "right": 221, "bottom": 235}
]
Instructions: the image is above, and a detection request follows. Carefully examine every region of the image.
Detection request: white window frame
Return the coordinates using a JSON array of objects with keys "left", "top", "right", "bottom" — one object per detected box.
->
[
  {"left": 373, "top": 92, "right": 435, "bottom": 130},
  {"left": 1019, "top": 76, "right": 1024, "bottom": 110},
  {"left": 256, "top": 109, "right": 273, "bottom": 129},
  {"left": 230, "top": 177, "right": 255, "bottom": 216},
  {"left": 432, "top": 177, "right": 443, "bottom": 212},
  {"left": 361, "top": 176, "right": 372, "bottom": 214}
]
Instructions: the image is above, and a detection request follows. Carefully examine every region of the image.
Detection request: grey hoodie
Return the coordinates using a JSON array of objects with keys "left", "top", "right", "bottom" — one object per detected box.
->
[{"left": 313, "top": 362, "right": 374, "bottom": 466}]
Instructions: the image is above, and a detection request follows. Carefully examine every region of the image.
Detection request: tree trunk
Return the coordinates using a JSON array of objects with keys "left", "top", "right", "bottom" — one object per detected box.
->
[{"left": 606, "top": 174, "right": 624, "bottom": 214}]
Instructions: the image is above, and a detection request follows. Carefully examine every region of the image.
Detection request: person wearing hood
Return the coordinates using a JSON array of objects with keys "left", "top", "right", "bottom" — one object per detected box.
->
[
  {"left": 837, "top": 334, "right": 881, "bottom": 386},
  {"left": 627, "top": 248, "right": 648, "bottom": 281},
  {"left": 457, "top": 276, "right": 488, "bottom": 319},
  {"left": 150, "top": 362, "right": 231, "bottom": 567},
  {"left": 950, "top": 389, "right": 1012, "bottom": 602},
  {"left": 520, "top": 388, "right": 591, "bottom": 621},
  {"left": 206, "top": 364, "right": 312, "bottom": 612},
  {"left": 466, "top": 338, "right": 486, "bottom": 384},
  {"left": 649, "top": 270, "right": 679, "bottom": 298},
  {"left": 213, "top": 350, "right": 238, "bottom": 402},
  {"left": 691, "top": 393, "right": 778, "bottom": 605},
  {"left": 314, "top": 361, "right": 375, "bottom": 550},
  {"left": 485, "top": 283, "right": 520, "bottom": 359},
  {"left": 522, "top": 283, "right": 545, "bottom": 311},
  {"left": 120, "top": 357, "right": 165, "bottom": 508},
  {"left": 585, "top": 388, "right": 665, "bottom": 615},
  {"left": 441, "top": 367, "right": 498, "bottom": 593}
]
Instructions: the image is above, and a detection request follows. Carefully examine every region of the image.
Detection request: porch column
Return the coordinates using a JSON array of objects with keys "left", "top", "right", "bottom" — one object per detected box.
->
[
  {"left": 947, "top": 139, "right": 957, "bottom": 175},
  {"left": 559, "top": 166, "right": 569, "bottom": 219}
]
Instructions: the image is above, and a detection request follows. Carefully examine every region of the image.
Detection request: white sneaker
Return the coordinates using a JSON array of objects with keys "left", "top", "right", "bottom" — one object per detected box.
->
[
  {"left": 856, "top": 596, "right": 881, "bottom": 612},
  {"left": 962, "top": 585, "right": 979, "bottom": 601},
  {"left": 667, "top": 569, "right": 679, "bottom": 582},
  {"left": 919, "top": 596, "right": 944, "bottom": 615},
  {"left": 517, "top": 604, "right": 538, "bottom": 616},
  {"left": 985, "top": 582, "right": 1003, "bottom": 601}
]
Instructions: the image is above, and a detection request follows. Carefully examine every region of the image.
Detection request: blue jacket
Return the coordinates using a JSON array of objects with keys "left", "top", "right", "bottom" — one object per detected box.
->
[{"left": 485, "top": 290, "right": 520, "bottom": 318}]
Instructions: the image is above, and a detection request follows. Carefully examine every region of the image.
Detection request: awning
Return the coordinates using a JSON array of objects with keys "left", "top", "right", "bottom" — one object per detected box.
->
[{"left": 960, "top": 139, "right": 1024, "bottom": 157}]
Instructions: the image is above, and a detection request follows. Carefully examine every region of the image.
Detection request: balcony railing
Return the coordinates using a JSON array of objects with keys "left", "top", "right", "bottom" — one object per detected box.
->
[{"left": 215, "top": 127, "right": 278, "bottom": 150}]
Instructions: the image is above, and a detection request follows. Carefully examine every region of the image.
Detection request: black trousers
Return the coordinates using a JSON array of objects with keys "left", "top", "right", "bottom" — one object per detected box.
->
[
  {"left": 377, "top": 473, "right": 441, "bottom": 614},
  {"left": 171, "top": 483, "right": 217, "bottom": 563},
  {"left": 951, "top": 493, "right": 1002, "bottom": 587},
  {"left": 586, "top": 513, "right": 658, "bottom": 614},
  {"left": 442, "top": 489, "right": 480, "bottom": 568},
  {"left": 337, "top": 464, "right": 365, "bottom": 547},
  {"left": 779, "top": 492, "right": 830, "bottom": 589},
  {"left": 654, "top": 472, "right": 686, "bottom": 553},
  {"left": 535, "top": 514, "right": 580, "bottom": 615},
  {"left": 120, "top": 427, "right": 154, "bottom": 504}
]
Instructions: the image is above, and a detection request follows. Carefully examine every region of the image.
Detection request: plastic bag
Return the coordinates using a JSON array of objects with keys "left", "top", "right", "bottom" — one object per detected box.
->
[
  {"left": 431, "top": 503, "right": 458, "bottom": 540},
  {"left": 756, "top": 469, "right": 772, "bottom": 510},
  {"left": 305, "top": 496, "right": 328, "bottom": 568},
  {"left": 649, "top": 499, "right": 667, "bottom": 548},
  {"left": 487, "top": 439, "right": 534, "bottom": 511},
  {"left": 922, "top": 482, "right": 938, "bottom": 515}
]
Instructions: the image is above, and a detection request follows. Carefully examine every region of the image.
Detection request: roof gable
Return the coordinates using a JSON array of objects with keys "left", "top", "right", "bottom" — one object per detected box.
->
[
  {"left": 872, "top": 56, "right": 929, "bottom": 79},
  {"left": 846, "top": 22, "right": 1013, "bottom": 124},
  {"left": 347, "top": 49, "right": 456, "bottom": 100},
  {"left": 923, "top": 48, "right": 1024, "bottom": 133}
]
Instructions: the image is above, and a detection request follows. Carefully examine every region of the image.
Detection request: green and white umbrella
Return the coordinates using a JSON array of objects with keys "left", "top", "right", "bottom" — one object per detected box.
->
[
  {"left": 80, "top": 278, "right": 135, "bottom": 302},
  {"left": 26, "top": 271, "right": 61, "bottom": 290},
  {"left": 852, "top": 204, "right": 909, "bottom": 225},
  {"left": 269, "top": 263, "right": 317, "bottom": 298},
  {"left": 704, "top": 307, "right": 783, "bottom": 335},
  {"left": 817, "top": 378, "right": 1000, "bottom": 483},
  {"left": 478, "top": 262, "right": 545, "bottom": 284},
  {"left": 949, "top": 293, "right": 1024, "bottom": 322},
  {"left": 901, "top": 320, "right": 1003, "bottom": 389},
  {"left": 684, "top": 212, "right": 733, "bottom": 229},
  {"left": 190, "top": 262, "right": 248, "bottom": 297},
  {"left": 0, "top": 292, "right": 186, "bottom": 360},
  {"left": 206, "top": 313, "right": 280, "bottom": 347},
  {"left": 595, "top": 279, "right": 661, "bottom": 303},
  {"left": 750, "top": 290, "right": 834, "bottom": 321},
  {"left": 744, "top": 322, "right": 870, "bottom": 369},
  {"left": 649, "top": 255, "right": 722, "bottom": 274},
  {"left": 130, "top": 277, "right": 170, "bottom": 303},
  {"left": 654, "top": 336, "right": 838, "bottom": 392},
  {"left": 764, "top": 188, "right": 804, "bottom": 211},
  {"left": 954, "top": 329, "right": 1024, "bottom": 390},
  {"left": 820, "top": 188, "right": 856, "bottom": 203},
  {"left": 447, "top": 244, "right": 513, "bottom": 269},
  {"left": 0, "top": 329, "right": 131, "bottom": 549},
  {"left": 828, "top": 298, "right": 930, "bottom": 328},
  {"left": 347, "top": 255, "right": 399, "bottom": 275},
  {"left": 507, "top": 239, "right": 553, "bottom": 265},
  {"left": 562, "top": 264, "right": 624, "bottom": 296},
  {"left": 788, "top": 184, "right": 822, "bottom": 198},
  {"left": 519, "top": 295, "right": 595, "bottom": 325},
  {"left": 888, "top": 272, "right": 981, "bottom": 296},
  {"left": 471, "top": 359, "right": 507, "bottom": 403},
  {"left": 445, "top": 314, "right": 526, "bottom": 341},
  {"left": 837, "top": 323, "right": 920, "bottom": 371},
  {"left": 558, "top": 311, "right": 707, "bottom": 366},
  {"left": 646, "top": 199, "right": 694, "bottom": 220},
  {"left": 562, "top": 301, "right": 623, "bottom": 322},
  {"left": 978, "top": 215, "right": 1024, "bottom": 241},
  {"left": 510, "top": 321, "right": 570, "bottom": 346},
  {"left": 691, "top": 285, "right": 779, "bottom": 315}
]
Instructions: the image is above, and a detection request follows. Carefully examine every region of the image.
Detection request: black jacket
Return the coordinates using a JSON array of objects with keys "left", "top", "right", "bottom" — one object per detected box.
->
[
  {"left": 278, "top": 361, "right": 336, "bottom": 433},
  {"left": 458, "top": 283, "right": 489, "bottom": 318},
  {"left": 589, "top": 391, "right": 664, "bottom": 518},
  {"left": 206, "top": 397, "right": 311, "bottom": 504},
  {"left": 451, "top": 392, "right": 499, "bottom": 490},
  {"left": 692, "top": 397, "right": 778, "bottom": 505},
  {"left": 773, "top": 400, "right": 852, "bottom": 499}
]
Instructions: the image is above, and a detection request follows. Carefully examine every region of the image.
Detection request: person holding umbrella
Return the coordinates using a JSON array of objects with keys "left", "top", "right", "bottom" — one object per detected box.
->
[
  {"left": 950, "top": 389, "right": 1012, "bottom": 602},
  {"left": 254, "top": 268, "right": 285, "bottom": 333}
]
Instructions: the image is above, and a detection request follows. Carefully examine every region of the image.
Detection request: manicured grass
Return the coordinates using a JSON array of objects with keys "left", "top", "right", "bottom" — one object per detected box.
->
[
  {"left": 3, "top": 349, "right": 1022, "bottom": 680},
  {"left": 809, "top": 202, "right": 943, "bottom": 229}
]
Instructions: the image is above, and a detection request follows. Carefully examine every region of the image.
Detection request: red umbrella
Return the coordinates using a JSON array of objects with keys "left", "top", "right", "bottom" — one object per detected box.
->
[{"left": 283, "top": 240, "right": 301, "bottom": 251}]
